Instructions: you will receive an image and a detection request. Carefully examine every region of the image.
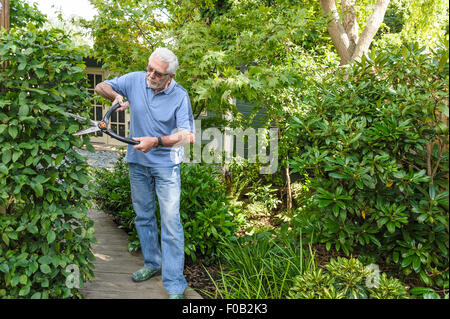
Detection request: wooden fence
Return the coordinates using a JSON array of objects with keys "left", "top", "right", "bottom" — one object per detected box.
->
[{"left": 0, "top": 0, "right": 9, "bottom": 32}]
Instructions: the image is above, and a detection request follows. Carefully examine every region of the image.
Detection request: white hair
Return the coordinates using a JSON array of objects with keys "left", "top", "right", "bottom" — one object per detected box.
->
[{"left": 149, "top": 47, "right": 179, "bottom": 75}]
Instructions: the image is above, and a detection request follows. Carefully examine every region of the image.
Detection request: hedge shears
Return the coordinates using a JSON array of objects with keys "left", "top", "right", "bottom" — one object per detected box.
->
[{"left": 68, "top": 103, "right": 139, "bottom": 145}]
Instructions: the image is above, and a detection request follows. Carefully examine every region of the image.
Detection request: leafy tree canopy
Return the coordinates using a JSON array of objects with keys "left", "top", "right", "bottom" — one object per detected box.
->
[{"left": 82, "top": 0, "right": 338, "bottom": 126}]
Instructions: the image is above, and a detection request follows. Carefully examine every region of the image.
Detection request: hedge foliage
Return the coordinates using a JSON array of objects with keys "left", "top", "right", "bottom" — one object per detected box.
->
[{"left": 0, "top": 24, "right": 96, "bottom": 298}]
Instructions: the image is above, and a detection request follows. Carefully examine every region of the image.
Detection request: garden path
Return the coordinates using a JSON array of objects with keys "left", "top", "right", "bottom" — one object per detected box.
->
[{"left": 80, "top": 209, "right": 202, "bottom": 299}]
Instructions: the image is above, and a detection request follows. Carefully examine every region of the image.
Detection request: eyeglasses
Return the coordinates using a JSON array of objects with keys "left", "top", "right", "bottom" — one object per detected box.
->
[{"left": 146, "top": 65, "right": 169, "bottom": 78}]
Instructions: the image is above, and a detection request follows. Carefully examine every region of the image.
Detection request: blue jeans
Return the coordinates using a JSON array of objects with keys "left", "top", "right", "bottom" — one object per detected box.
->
[{"left": 128, "top": 163, "right": 187, "bottom": 295}]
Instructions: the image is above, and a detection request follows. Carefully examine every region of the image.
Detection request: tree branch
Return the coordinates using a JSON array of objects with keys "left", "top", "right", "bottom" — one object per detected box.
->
[
  {"left": 341, "top": 0, "right": 358, "bottom": 53},
  {"left": 351, "top": 0, "right": 390, "bottom": 61},
  {"left": 320, "top": 0, "right": 352, "bottom": 65}
]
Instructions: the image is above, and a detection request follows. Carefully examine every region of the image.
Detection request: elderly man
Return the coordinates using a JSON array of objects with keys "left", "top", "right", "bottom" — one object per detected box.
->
[{"left": 95, "top": 47, "right": 195, "bottom": 299}]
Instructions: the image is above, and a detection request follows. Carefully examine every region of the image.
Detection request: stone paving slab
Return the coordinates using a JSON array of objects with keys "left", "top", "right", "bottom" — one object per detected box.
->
[{"left": 80, "top": 209, "right": 202, "bottom": 299}]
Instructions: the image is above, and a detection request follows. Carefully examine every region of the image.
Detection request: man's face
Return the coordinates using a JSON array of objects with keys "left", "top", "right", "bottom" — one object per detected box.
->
[{"left": 146, "top": 56, "right": 171, "bottom": 90}]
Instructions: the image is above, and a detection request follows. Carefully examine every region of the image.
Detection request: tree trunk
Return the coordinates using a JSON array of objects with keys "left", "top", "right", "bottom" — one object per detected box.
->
[{"left": 320, "top": 0, "right": 390, "bottom": 65}]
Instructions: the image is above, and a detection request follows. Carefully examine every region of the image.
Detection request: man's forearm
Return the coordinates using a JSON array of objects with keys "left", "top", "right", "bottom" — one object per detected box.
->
[
  {"left": 161, "top": 130, "right": 195, "bottom": 147},
  {"left": 95, "top": 82, "right": 122, "bottom": 101},
  {"left": 133, "top": 130, "right": 195, "bottom": 153}
]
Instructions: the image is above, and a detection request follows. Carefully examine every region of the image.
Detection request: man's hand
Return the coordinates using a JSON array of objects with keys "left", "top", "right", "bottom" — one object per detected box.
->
[
  {"left": 94, "top": 83, "right": 130, "bottom": 111},
  {"left": 132, "top": 137, "right": 158, "bottom": 153},
  {"left": 112, "top": 94, "right": 130, "bottom": 112}
]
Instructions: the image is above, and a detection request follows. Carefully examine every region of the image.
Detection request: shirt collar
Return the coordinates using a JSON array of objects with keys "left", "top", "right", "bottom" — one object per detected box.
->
[
  {"left": 146, "top": 76, "right": 177, "bottom": 95},
  {"left": 161, "top": 78, "right": 176, "bottom": 95}
]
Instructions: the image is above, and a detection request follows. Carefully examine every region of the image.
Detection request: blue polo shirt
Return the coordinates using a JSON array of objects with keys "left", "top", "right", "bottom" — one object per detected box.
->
[{"left": 105, "top": 71, "right": 194, "bottom": 167}]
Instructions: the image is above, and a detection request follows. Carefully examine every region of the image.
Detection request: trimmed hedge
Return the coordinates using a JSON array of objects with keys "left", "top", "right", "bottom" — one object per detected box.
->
[{"left": 0, "top": 24, "right": 96, "bottom": 298}]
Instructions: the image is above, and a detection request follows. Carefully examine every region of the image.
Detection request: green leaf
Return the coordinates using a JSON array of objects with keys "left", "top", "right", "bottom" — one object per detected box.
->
[
  {"left": 27, "top": 224, "right": 38, "bottom": 235},
  {"left": 47, "top": 230, "right": 56, "bottom": 244},
  {"left": 439, "top": 104, "right": 449, "bottom": 117},
  {"left": 55, "top": 153, "right": 64, "bottom": 166},
  {"left": 410, "top": 287, "right": 434, "bottom": 295},
  {"left": 19, "top": 286, "right": 30, "bottom": 297},
  {"left": 38, "top": 255, "right": 52, "bottom": 265},
  {"left": 419, "top": 271, "right": 433, "bottom": 286},
  {"left": 0, "top": 163, "right": 8, "bottom": 175},
  {"left": 2, "top": 149, "right": 11, "bottom": 164},
  {"left": 41, "top": 278, "right": 49, "bottom": 288},
  {"left": 329, "top": 172, "right": 348, "bottom": 179},
  {"left": 29, "top": 261, "right": 38, "bottom": 274},
  {"left": 68, "top": 124, "right": 79, "bottom": 134},
  {"left": 46, "top": 192, "right": 54, "bottom": 203},
  {"left": 386, "top": 222, "right": 395, "bottom": 233},
  {"left": 401, "top": 256, "right": 413, "bottom": 267},
  {"left": 438, "top": 51, "right": 448, "bottom": 71},
  {"left": 11, "top": 275, "right": 19, "bottom": 286},
  {"left": 0, "top": 263, "right": 9, "bottom": 273},
  {"left": 318, "top": 199, "right": 333, "bottom": 207},
  {"left": 401, "top": 46, "right": 408, "bottom": 59},
  {"left": 333, "top": 204, "right": 340, "bottom": 216},
  {"left": 12, "top": 151, "right": 22, "bottom": 163},
  {"left": 31, "top": 292, "right": 42, "bottom": 299},
  {"left": 2, "top": 233, "right": 9, "bottom": 246},
  {"left": 40, "top": 264, "right": 51, "bottom": 274},
  {"left": 18, "top": 104, "right": 29, "bottom": 116},
  {"left": 393, "top": 251, "right": 399, "bottom": 263},
  {"left": 412, "top": 257, "right": 421, "bottom": 272},
  {"left": 31, "top": 182, "right": 44, "bottom": 197},
  {"left": 8, "top": 126, "right": 18, "bottom": 139}
]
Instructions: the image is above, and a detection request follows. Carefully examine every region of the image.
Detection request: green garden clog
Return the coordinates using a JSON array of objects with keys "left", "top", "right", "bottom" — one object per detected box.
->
[{"left": 131, "top": 267, "right": 160, "bottom": 282}]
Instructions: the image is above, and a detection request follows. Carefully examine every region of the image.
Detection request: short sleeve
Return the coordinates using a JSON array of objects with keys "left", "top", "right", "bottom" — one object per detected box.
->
[
  {"left": 176, "top": 93, "right": 195, "bottom": 134},
  {"left": 104, "top": 74, "right": 132, "bottom": 98}
]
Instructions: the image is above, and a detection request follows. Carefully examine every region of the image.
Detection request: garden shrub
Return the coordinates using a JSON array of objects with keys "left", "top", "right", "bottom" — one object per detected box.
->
[
  {"left": 92, "top": 158, "right": 241, "bottom": 263},
  {"left": 288, "top": 41, "right": 449, "bottom": 289},
  {"left": 181, "top": 163, "right": 242, "bottom": 262},
  {"left": 288, "top": 257, "right": 410, "bottom": 299},
  {"left": 225, "top": 156, "right": 283, "bottom": 201},
  {"left": 246, "top": 183, "right": 281, "bottom": 211},
  {"left": 290, "top": 178, "right": 311, "bottom": 206},
  {"left": 0, "top": 24, "right": 96, "bottom": 298}
]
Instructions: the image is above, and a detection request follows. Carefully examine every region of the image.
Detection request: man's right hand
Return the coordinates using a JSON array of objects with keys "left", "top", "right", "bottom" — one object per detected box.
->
[{"left": 112, "top": 95, "right": 130, "bottom": 112}]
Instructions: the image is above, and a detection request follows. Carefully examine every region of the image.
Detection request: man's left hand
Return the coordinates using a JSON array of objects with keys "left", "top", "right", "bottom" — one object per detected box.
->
[{"left": 132, "top": 137, "right": 158, "bottom": 153}]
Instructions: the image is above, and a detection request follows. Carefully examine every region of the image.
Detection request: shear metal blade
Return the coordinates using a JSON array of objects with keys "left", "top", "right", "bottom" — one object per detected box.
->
[
  {"left": 73, "top": 126, "right": 101, "bottom": 136},
  {"left": 67, "top": 112, "right": 88, "bottom": 122},
  {"left": 67, "top": 112, "right": 98, "bottom": 126}
]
